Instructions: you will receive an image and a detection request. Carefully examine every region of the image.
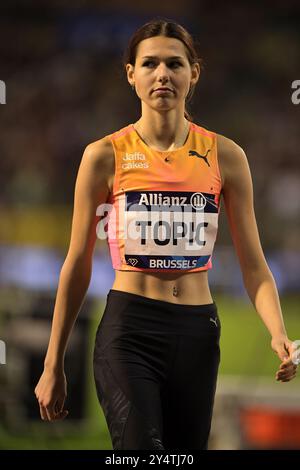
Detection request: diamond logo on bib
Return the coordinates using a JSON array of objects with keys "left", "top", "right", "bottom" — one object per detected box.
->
[{"left": 127, "top": 258, "right": 139, "bottom": 267}]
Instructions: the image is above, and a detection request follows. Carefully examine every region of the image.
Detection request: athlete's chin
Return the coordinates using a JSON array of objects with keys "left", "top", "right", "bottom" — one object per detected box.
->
[
  {"left": 151, "top": 105, "right": 177, "bottom": 114},
  {"left": 149, "top": 100, "right": 178, "bottom": 111},
  {"left": 152, "top": 95, "right": 176, "bottom": 102}
]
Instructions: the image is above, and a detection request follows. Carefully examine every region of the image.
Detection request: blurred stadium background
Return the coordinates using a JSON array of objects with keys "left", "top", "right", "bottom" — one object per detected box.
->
[{"left": 0, "top": 0, "right": 299, "bottom": 450}]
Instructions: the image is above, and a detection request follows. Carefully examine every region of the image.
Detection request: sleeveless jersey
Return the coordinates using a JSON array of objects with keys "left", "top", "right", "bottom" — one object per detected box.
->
[{"left": 103, "top": 122, "right": 222, "bottom": 272}]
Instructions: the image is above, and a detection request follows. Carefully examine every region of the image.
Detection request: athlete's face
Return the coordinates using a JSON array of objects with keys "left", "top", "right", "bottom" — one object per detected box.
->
[{"left": 126, "top": 36, "right": 200, "bottom": 112}]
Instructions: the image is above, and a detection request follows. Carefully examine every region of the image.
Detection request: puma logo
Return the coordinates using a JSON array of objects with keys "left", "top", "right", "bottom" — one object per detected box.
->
[
  {"left": 127, "top": 258, "right": 138, "bottom": 267},
  {"left": 210, "top": 317, "right": 218, "bottom": 327},
  {"left": 189, "top": 149, "right": 211, "bottom": 167}
]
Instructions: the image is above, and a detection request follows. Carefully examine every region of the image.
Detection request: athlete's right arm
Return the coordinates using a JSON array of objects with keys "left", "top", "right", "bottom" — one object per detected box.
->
[{"left": 34, "top": 137, "right": 114, "bottom": 421}]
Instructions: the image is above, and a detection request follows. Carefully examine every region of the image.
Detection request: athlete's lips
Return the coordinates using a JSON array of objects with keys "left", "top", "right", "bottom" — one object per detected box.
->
[{"left": 153, "top": 87, "right": 173, "bottom": 93}]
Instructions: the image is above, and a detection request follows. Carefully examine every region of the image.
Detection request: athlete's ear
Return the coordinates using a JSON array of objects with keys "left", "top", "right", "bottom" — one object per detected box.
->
[
  {"left": 190, "top": 62, "right": 200, "bottom": 87},
  {"left": 126, "top": 63, "right": 135, "bottom": 88}
]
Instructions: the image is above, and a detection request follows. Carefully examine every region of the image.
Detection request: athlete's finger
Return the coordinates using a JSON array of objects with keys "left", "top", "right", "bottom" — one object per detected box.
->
[
  {"left": 56, "top": 396, "right": 66, "bottom": 413},
  {"left": 55, "top": 410, "right": 69, "bottom": 420},
  {"left": 39, "top": 404, "right": 49, "bottom": 421},
  {"left": 276, "top": 371, "right": 296, "bottom": 381}
]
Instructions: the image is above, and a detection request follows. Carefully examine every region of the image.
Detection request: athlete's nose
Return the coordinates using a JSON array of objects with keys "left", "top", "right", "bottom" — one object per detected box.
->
[{"left": 156, "top": 63, "right": 170, "bottom": 84}]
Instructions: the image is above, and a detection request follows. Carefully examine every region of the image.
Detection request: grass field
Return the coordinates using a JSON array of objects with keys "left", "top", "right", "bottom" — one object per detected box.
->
[{"left": 0, "top": 293, "right": 299, "bottom": 449}]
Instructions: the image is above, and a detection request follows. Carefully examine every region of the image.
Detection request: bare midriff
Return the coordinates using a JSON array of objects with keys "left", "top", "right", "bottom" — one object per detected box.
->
[{"left": 112, "top": 270, "right": 213, "bottom": 305}]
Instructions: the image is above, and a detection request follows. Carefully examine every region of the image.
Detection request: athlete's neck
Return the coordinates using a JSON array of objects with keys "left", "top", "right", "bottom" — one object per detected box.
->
[{"left": 134, "top": 114, "right": 190, "bottom": 152}]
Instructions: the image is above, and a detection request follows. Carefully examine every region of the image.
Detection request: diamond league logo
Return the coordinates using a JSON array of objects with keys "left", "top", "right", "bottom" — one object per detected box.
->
[{"left": 127, "top": 258, "right": 138, "bottom": 266}]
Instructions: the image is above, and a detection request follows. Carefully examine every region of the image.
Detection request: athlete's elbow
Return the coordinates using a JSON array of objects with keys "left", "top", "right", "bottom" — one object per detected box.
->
[
  {"left": 60, "top": 254, "right": 93, "bottom": 284},
  {"left": 242, "top": 263, "right": 274, "bottom": 291}
]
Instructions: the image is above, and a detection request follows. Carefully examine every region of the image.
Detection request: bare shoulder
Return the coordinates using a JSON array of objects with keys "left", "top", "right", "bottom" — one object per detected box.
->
[
  {"left": 84, "top": 135, "right": 114, "bottom": 171},
  {"left": 216, "top": 133, "right": 249, "bottom": 188},
  {"left": 82, "top": 135, "right": 115, "bottom": 191}
]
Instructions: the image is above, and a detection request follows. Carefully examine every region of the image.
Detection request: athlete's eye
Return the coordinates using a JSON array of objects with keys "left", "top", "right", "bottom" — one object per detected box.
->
[
  {"left": 142, "top": 60, "right": 182, "bottom": 69},
  {"left": 168, "top": 61, "right": 182, "bottom": 68},
  {"left": 142, "top": 60, "right": 156, "bottom": 67}
]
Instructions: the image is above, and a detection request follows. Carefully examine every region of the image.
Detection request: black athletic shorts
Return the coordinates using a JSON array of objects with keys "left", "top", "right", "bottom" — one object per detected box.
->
[{"left": 93, "top": 289, "right": 221, "bottom": 450}]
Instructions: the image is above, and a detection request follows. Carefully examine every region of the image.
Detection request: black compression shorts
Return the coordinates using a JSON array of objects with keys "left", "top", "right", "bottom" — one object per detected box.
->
[{"left": 93, "top": 289, "right": 221, "bottom": 450}]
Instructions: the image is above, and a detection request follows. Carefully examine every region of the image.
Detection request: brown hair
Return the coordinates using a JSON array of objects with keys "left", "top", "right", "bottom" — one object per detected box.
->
[{"left": 123, "top": 18, "right": 203, "bottom": 121}]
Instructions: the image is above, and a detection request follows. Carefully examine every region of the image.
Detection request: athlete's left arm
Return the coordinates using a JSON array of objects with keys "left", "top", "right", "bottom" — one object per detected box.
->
[{"left": 218, "top": 134, "right": 297, "bottom": 382}]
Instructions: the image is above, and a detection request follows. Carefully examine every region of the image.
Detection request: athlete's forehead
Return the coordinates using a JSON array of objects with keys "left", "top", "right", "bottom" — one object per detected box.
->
[{"left": 135, "top": 36, "right": 188, "bottom": 62}]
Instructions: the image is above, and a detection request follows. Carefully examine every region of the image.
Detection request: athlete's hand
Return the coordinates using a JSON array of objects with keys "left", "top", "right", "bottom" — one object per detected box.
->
[
  {"left": 34, "top": 367, "right": 69, "bottom": 421},
  {"left": 271, "top": 335, "right": 298, "bottom": 382}
]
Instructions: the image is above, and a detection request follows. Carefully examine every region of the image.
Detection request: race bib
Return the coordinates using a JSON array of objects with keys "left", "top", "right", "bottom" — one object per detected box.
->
[{"left": 123, "top": 191, "right": 219, "bottom": 270}]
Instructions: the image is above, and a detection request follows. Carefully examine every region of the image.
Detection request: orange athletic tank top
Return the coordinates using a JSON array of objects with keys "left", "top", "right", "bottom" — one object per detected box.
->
[{"left": 104, "top": 122, "right": 222, "bottom": 272}]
